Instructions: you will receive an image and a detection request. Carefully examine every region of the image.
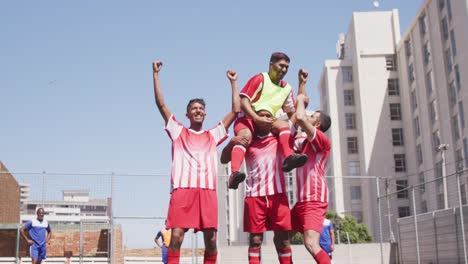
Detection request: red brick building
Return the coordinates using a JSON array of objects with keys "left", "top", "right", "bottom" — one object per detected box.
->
[{"left": 0, "top": 161, "right": 20, "bottom": 223}]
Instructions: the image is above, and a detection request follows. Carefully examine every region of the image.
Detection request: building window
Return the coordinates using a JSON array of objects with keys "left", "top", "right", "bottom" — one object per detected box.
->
[
  {"left": 421, "top": 200, "right": 428, "bottom": 213},
  {"left": 433, "top": 130, "right": 441, "bottom": 153},
  {"left": 438, "top": 0, "right": 445, "bottom": 10},
  {"left": 462, "top": 184, "right": 467, "bottom": 205},
  {"left": 390, "top": 103, "right": 402, "bottom": 120},
  {"left": 426, "top": 70, "right": 433, "bottom": 98},
  {"left": 437, "top": 193, "right": 445, "bottom": 209},
  {"left": 435, "top": 161, "right": 443, "bottom": 186},
  {"left": 342, "top": 67, "right": 353, "bottom": 82},
  {"left": 396, "top": 180, "right": 409, "bottom": 199},
  {"left": 386, "top": 55, "right": 397, "bottom": 71},
  {"left": 459, "top": 102, "right": 465, "bottom": 128},
  {"left": 441, "top": 17, "right": 449, "bottom": 41},
  {"left": 414, "top": 117, "right": 421, "bottom": 138},
  {"left": 449, "top": 82, "right": 457, "bottom": 106},
  {"left": 408, "top": 63, "right": 415, "bottom": 83},
  {"left": 351, "top": 186, "right": 362, "bottom": 200},
  {"left": 447, "top": 0, "right": 453, "bottom": 20},
  {"left": 347, "top": 137, "right": 358, "bottom": 154},
  {"left": 453, "top": 115, "right": 460, "bottom": 141},
  {"left": 464, "top": 139, "right": 468, "bottom": 167},
  {"left": 419, "top": 173, "right": 426, "bottom": 193},
  {"left": 388, "top": 79, "right": 399, "bottom": 96},
  {"left": 404, "top": 40, "right": 412, "bottom": 58},
  {"left": 429, "top": 100, "right": 438, "bottom": 122},
  {"left": 392, "top": 128, "right": 404, "bottom": 146},
  {"left": 446, "top": 48, "right": 453, "bottom": 73},
  {"left": 345, "top": 113, "right": 356, "bottom": 129},
  {"left": 351, "top": 211, "right": 363, "bottom": 223},
  {"left": 455, "top": 65, "right": 461, "bottom": 90},
  {"left": 398, "top": 207, "right": 411, "bottom": 218},
  {"left": 419, "top": 14, "right": 427, "bottom": 35},
  {"left": 348, "top": 161, "right": 360, "bottom": 176},
  {"left": 450, "top": 30, "right": 457, "bottom": 56},
  {"left": 343, "top": 90, "right": 355, "bottom": 106},
  {"left": 456, "top": 149, "right": 464, "bottom": 172},
  {"left": 394, "top": 154, "right": 406, "bottom": 172},
  {"left": 416, "top": 144, "right": 423, "bottom": 165},
  {"left": 423, "top": 42, "right": 431, "bottom": 65},
  {"left": 410, "top": 90, "right": 418, "bottom": 112}
]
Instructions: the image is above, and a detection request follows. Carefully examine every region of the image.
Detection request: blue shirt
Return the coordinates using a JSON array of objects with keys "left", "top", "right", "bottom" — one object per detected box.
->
[
  {"left": 319, "top": 219, "right": 334, "bottom": 252},
  {"left": 24, "top": 219, "right": 51, "bottom": 246}
]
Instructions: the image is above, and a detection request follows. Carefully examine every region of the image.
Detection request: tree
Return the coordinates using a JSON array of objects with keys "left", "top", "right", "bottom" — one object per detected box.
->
[{"left": 289, "top": 210, "right": 373, "bottom": 244}]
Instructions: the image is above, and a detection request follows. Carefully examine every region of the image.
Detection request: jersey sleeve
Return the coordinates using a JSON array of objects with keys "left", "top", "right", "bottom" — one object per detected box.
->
[
  {"left": 164, "top": 115, "right": 184, "bottom": 141},
  {"left": 329, "top": 222, "right": 334, "bottom": 230},
  {"left": 156, "top": 231, "right": 162, "bottom": 238},
  {"left": 239, "top": 74, "right": 263, "bottom": 102},
  {"left": 23, "top": 221, "right": 32, "bottom": 230},
  {"left": 281, "top": 88, "right": 296, "bottom": 114},
  {"left": 209, "top": 122, "right": 229, "bottom": 146},
  {"left": 308, "top": 129, "right": 331, "bottom": 152}
]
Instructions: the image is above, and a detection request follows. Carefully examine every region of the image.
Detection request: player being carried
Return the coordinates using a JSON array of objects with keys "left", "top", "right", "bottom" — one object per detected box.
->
[
  {"left": 152, "top": 60, "right": 240, "bottom": 264},
  {"left": 228, "top": 52, "right": 308, "bottom": 189}
]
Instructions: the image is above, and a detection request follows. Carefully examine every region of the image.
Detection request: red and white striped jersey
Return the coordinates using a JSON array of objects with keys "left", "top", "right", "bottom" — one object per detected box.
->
[
  {"left": 244, "top": 134, "right": 286, "bottom": 197},
  {"left": 294, "top": 129, "right": 331, "bottom": 203},
  {"left": 165, "top": 115, "right": 228, "bottom": 191}
]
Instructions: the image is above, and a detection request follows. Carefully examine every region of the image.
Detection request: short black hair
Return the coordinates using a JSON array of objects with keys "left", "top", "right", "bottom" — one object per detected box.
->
[
  {"left": 316, "top": 110, "right": 331, "bottom": 132},
  {"left": 270, "top": 52, "right": 290, "bottom": 63},
  {"left": 186, "top": 98, "right": 206, "bottom": 112}
]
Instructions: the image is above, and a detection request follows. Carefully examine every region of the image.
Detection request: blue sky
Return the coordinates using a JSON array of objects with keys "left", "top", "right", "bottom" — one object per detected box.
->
[{"left": 1, "top": 0, "right": 422, "bottom": 248}]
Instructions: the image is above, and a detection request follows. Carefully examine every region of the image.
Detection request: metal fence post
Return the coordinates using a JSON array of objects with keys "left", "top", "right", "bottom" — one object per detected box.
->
[
  {"left": 376, "top": 177, "right": 384, "bottom": 264},
  {"left": 110, "top": 173, "right": 115, "bottom": 264},
  {"left": 457, "top": 172, "right": 468, "bottom": 263},
  {"left": 16, "top": 224, "right": 20, "bottom": 264},
  {"left": 80, "top": 220, "right": 83, "bottom": 264},
  {"left": 412, "top": 186, "right": 421, "bottom": 264}
]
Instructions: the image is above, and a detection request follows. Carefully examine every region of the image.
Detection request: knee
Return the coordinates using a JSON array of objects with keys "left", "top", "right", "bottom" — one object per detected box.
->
[
  {"left": 205, "top": 236, "right": 217, "bottom": 252},
  {"left": 304, "top": 238, "right": 321, "bottom": 255},
  {"left": 249, "top": 235, "right": 263, "bottom": 248},
  {"left": 237, "top": 129, "right": 253, "bottom": 144}
]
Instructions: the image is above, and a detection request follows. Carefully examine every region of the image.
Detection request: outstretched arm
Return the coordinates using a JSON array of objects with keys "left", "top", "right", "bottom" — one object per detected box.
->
[
  {"left": 222, "top": 70, "right": 241, "bottom": 130},
  {"left": 289, "top": 69, "right": 310, "bottom": 125},
  {"left": 152, "top": 61, "right": 172, "bottom": 124},
  {"left": 296, "top": 94, "right": 316, "bottom": 139}
]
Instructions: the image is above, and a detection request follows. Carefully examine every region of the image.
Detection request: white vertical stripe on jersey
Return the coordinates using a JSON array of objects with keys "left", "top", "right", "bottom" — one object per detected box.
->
[
  {"left": 274, "top": 160, "right": 282, "bottom": 194},
  {"left": 173, "top": 151, "right": 183, "bottom": 189},
  {"left": 199, "top": 152, "right": 206, "bottom": 189}
]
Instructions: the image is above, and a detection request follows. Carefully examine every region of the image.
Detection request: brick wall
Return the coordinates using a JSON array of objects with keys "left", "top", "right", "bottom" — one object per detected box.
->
[{"left": 0, "top": 162, "right": 20, "bottom": 223}]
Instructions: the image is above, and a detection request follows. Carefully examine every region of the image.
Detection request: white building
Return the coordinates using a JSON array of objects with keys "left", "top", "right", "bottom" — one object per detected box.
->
[
  {"left": 397, "top": 0, "right": 468, "bottom": 213},
  {"left": 21, "top": 189, "right": 111, "bottom": 224},
  {"left": 319, "top": 10, "right": 402, "bottom": 241}
]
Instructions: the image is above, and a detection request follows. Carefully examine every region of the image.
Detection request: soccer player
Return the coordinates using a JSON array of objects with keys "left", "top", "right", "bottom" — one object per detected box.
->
[
  {"left": 152, "top": 61, "right": 240, "bottom": 264},
  {"left": 21, "top": 208, "right": 52, "bottom": 264},
  {"left": 290, "top": 90, "right": 332, "bottom": 264},
  {"left": 221, "top": 109, "right": 293, "bottom": 264},
  {"left": 228, "top": 52, "right": 308, "bottom": 190},
  {"left": 155, "top": 221, "right": 172, "bottom": 264},
  {"left": 320, "top": 218, "right": 335, "bottom": 261}
]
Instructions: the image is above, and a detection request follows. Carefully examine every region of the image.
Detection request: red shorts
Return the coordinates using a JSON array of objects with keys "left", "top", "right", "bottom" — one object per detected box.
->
[
  {"left": 243, "top": 193, "right": 291, "bottom": 233},
  {"left": 166, "top": 188, "right": 218, "bottom": 231},
  {"left": 291, "top": 201, "right": 328, "bottom": 233},
  {"left": 234, "top": 116, "right": 255, "bottom": 135}
]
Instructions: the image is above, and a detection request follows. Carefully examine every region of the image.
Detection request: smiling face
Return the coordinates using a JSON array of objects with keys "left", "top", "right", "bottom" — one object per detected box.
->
[
  {"left": 186, "top": 101, "right": 206, "bottom": 125},
  {"left": 269, "top": 59, "right": 289, "bottom": 83}
]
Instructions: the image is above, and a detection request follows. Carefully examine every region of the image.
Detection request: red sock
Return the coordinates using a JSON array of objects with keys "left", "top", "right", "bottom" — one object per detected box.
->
[
  {"left": 278, "top": 128, "right": 294, "bottom": 158},
  {"left": 277, "top": 247, "right": 292, "bottom": 264},
  {"left": 231, "top": 145, "right": 246, "bottom": 172},
  {"left": 167, "top": 249, "right": 180, "bottom": 264},
  {"left": 248, "top": 247, "right": 261, "bottom": 264},
  {"left": 204, "top": 251, "right": 217, "bottom": 264},
  {"left": 314, "top": 249, "right": 331, "bottom": 264}
]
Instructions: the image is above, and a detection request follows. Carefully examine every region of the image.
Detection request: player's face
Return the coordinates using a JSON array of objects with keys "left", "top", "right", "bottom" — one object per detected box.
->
[
  {"left": 255, "top": 110, "right": 273, "bottom": 135},
  {"left": 36, "top": 209, "right": 45, "bottom": 221},
  {"left": 186, "top": 102, "right": 206, "bottom": 124},
  {"left": 310, "top": 112, "right": 322, "bottom": 129},
  {"left": 269, "top": 59, "right": 289, "bottom": 81}
]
